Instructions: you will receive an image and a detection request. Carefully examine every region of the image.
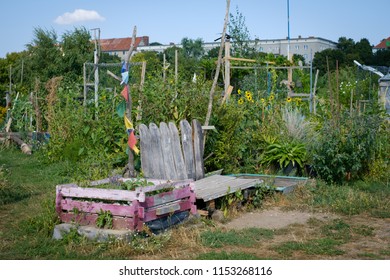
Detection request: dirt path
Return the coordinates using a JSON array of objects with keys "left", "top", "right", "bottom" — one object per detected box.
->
[{"left": 223, "top": 207, "right": 338, "bottom": 230}]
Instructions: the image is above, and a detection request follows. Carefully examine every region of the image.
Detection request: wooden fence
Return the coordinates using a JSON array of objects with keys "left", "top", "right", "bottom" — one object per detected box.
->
[{"left": 139, "top": 119, "right": 205, "bottom": 181}]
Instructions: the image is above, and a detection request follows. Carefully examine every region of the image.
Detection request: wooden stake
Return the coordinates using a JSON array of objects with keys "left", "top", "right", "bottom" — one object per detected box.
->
[
  {"left": 204, "top": 0, "right": 230, "bottom": 130},
  {"left": 125, "top": 26, "right": 137, "bottom": 177}
]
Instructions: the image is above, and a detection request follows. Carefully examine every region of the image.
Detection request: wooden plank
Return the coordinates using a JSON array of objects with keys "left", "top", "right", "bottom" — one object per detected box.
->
[
  {"left": 139, "top": 123, "right": 153, "bottom": 178},
  {"left": 180, "top": 120, "right": 195, "bottom": 179},
  {"left": 169, "top": 122, "right": 187, "bottom": 180},
  {"left": 142, "top": 187, "right": 192, "bottom": 208},
  {"left": 289, "top": 93, "right": 310, "bottom": 97},
  {"left": 57, "top": 185, "right": 141, "bottom": 202},
  {"left": 159, "top": 122, "right": 178, "bottom": 180},
  {"left": 194, "top": 175, "right": 263, "bottom": 201},
  {"left": 149, "top": 123, "right": 166, "bottom": 179},
  {"left": 142, "top": 202, "right": 192, "bottom": 222},
  {"left": 192, "top": 119, "right": 205, "bottom": 180},
  {"left": 194, "top": 175, "right": 235, "bottom": 191},
  {"left": 60, "top": 213, "right": 139, "bottom": 230},
  {"left": 60, "top": 199, "right": 138, "bottom": 217}
]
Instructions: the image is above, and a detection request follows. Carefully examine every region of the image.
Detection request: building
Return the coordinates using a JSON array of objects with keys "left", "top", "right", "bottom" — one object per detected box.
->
[
  {"left": 100, "top": 35, "right": 337, "bottom": 63},
  {"left": 373, "top": 37, "right": 390, "bottom": 53},
  {"left": 99, "top": 36, "right": 149, "bottom": 60},
  {"left": 250, "top": 36, "right": 337, "bottom": 62}
]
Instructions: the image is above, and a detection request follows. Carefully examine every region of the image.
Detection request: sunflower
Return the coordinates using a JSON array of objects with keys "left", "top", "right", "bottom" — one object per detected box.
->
[
  {"left": 237, "top": 89, "right": 242, "bottom": 95},
  {"left": 286, "top": 97, "right": 292, "bottom": 103},
  {"left": 269, "top": 94, "right": 275, "bottom": 101},
  {"left": 260, "top": 98, "right": 266, "bottom": 104},
  {"left": 238, "top": 98, "right": 244, "bottom": 105},
  {"left": 245, "top": 91, "right": 252, "bottom": 98},
  {"left": 247, "top": 95, "right": 253, "bottom": 102}
]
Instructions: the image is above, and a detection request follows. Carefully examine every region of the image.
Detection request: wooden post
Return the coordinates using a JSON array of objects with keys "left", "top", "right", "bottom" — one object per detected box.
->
[
  {"left": 312, "top": 69, "right": 319, "bottom": 115},
  {"left": 163, "top": 53, "right": 167, "bottom": 82},
  {"left": 175, "top": 49, "right": 178, "bottom": 84},
  {"left": 125, "top": 26, "right": 137, "bottom": 178},
  {"left": 136, "top": 61, "right": 146, "bottom": 121},
  {"left": 83, "top": 62, "right": 87, "bottom": 107},
  {"left": 204, "top": 0, "right": 230, "bottom": 130},
  {"left": 224, "top": 39, "right": 231, "bottom": 96}
]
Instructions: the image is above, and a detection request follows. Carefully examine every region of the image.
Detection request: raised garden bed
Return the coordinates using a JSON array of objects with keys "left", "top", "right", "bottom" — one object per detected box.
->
[{"left": 55, "top": 177, "right": 197, "bottom": 231}]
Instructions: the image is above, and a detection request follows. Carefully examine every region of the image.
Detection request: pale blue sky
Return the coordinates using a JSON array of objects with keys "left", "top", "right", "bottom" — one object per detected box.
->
[{"left": 1, "top": 0, "right": 389, "bottom": 58}]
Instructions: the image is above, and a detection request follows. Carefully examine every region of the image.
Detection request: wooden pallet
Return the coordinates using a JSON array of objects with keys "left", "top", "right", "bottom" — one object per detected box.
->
[
  {"left": 194, "top": 175, "right": 263, "bottom": 202},
  {"left": 55, "top": 178, "right": 197, "bottom": 231}
]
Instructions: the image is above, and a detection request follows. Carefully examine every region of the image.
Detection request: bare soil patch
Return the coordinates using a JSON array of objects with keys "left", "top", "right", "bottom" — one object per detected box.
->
[{"left": 223, "top": 207, "right": 338, "bottom": 230}]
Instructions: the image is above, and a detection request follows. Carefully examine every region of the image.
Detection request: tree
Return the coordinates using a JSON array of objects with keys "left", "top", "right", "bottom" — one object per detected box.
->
[
  {"left": 355, "top": 38, "right": 373, "bottom": 65},
  {"left": 60, "top": 27, "right": 94, "bottom": 81},
  {"left": 372, "top": 49, "right": 390, "bottom": 66},
  {"left": 228, "top": 6, "right": 255, "bottom": 58},
  {"left": 26, "top": 27, "right": 61, "bottom": 82},
  {"left": 313, "top": 48, "right": 346, "bottom": 73},
  {"left": 181, "top": 37, "right": 204, "bottom": 60}
]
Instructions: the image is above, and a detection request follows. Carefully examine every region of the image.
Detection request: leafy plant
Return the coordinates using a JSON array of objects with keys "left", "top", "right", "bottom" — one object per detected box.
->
[
  {"left": 96, "top": 209, "right": 113, "bottom": 229},
  {"left": 261, "top": 141, "right": 307, "bottom": 171},
  {"left": 219, "top": 187, "right": 244, "bottom": 217}
]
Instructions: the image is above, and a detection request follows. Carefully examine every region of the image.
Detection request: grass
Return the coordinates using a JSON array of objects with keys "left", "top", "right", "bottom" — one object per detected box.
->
[
  {"left": 196, "top": 251, "right": 262, "bottom": 260},
  {"left": 200, "top": 228, "right": 274, "bottom": 248},
  {"left": 0, "top": 147, "right": 389, "bottom": 260}
]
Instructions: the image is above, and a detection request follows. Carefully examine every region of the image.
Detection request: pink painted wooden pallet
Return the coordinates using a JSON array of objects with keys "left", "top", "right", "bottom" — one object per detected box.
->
[{"left": 55, "top": 178, "right": 197, "bottom": 231}]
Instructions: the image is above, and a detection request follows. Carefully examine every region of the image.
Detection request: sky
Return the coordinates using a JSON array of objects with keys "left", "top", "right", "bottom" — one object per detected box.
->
[{"left": 1, "top": 0, "right": 389, "bottom": 58}]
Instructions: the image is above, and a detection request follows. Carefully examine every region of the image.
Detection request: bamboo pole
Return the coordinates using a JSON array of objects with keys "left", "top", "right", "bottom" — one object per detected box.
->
[{"left": 204, "top": 0, "right": 230, "bottom": 131}]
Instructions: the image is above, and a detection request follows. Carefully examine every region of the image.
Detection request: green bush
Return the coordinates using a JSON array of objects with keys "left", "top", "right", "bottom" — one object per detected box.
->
[{"left": 313, "top": 111, "right": 384, "bottom": 184}]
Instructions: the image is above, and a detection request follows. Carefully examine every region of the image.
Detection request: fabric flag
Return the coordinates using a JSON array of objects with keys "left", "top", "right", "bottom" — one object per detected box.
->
[
  {"left": 121, "top": 85, "right": 129, "bottom": 102},
  {"left": 121, "top": 62, "right": 128, "bottom": 73},
  {"left": 124, "top": 115, "right": 133, "bottom": 130},
  {"left": 121, "top": 71, "right": 129, "bottom": 85},
  {"left": 127, "top": 129, "right": 139, "bottom": 154}
]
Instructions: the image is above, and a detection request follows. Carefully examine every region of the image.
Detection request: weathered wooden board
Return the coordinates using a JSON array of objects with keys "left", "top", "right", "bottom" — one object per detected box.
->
[
  {"left": 139, "top": 120, "right": 205, "bottom": 181},
  {"left": 159, "top": 122, "right": 178, "bottom": 180},
  {"left": 60, "top": 199, "right": 138, "bottom": 217},
  {"left": 57, "top": 184, "right": 141, "bottom": 202},
  {"left": 60, "top": 213, "right": 141, "bottom": 230},
  {"left": 180, "top": 120, "right": 195, "bottom": 180},
  {"left": 233, "top": 174, "right": 308, "bottom": 194},
  {"left": 194, "top": 175, "right": 263, "bottom": 202},
  {"left": 139, "top": 124, "right": 153, "bottom": 178},
  {"left": 169, "top": 122, "right": 187, "bottom": 180},
  {"left": 149, "top": 123, "right": 166, "bottom": 179},
  {"left": 192, "top": 119, "right": 205, "bottom": 180}
]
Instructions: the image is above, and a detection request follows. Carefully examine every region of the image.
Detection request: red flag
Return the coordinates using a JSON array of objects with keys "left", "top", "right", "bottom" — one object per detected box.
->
[
  {"left": 127, "top": 130, "right": 139, "bottom": 154},
  {"left": 121, "top": 85, "right": 129, "bottom": 102}
]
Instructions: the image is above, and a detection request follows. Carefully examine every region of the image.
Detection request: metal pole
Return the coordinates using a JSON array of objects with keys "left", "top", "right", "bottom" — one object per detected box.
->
[{"left": 287, "top": 0, "right": 291, "bottom": 60}]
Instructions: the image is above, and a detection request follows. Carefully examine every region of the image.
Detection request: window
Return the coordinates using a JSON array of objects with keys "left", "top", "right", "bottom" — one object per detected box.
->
[
  {"left": 304, "top": 45, "right": 308, "bottom": 50},
  {"left": 295, "top": 45, "right": 300, "bottom": 50}
]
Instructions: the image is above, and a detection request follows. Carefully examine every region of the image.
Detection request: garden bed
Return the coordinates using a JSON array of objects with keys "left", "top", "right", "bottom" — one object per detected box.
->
[{"left": 55, "top": 177, "right": 197, "bottom": 231}]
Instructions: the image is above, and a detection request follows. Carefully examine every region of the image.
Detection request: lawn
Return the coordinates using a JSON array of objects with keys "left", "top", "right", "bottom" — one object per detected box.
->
[{"left": 0, "top": 147, "right": 389, "bottom": 260}]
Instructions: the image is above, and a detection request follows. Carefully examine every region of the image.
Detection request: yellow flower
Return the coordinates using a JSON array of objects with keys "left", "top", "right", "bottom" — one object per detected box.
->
[
  {"left": 286, "top": 97, "right": 292, "bottom": 103},
  {"left": 260, "top": 98, "right": 265, "bottom": 103},
  {"left": 238, "top": 98, "right": 244, "bottom": 105},
  {"left": 237, "top": 89, "right": 242, "bottom": 95},
  {"left": 269, "top": 94, "right": 275, "bottom": 101},
  {"left": 247, "top": 95, "right": 253, "bottom": 102}
]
